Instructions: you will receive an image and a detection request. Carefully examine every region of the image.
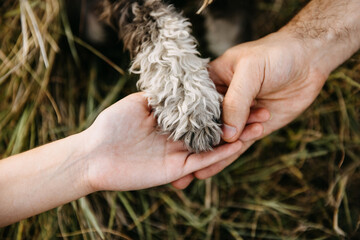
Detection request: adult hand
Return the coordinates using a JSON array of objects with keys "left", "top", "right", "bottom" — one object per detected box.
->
[
  {"left": 192, "top": 33, "right": 324, "bottom": 177},
  {"left": 173, "top": 32, "right": 325, "bottom": 186},
  {"left": 188, "top": 0, "right": 360, "bottom": 181}
]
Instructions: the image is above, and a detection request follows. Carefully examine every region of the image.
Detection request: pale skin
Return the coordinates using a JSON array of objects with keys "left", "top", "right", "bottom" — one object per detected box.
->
[
  {"left": 172, "top": 0, "right": 360, "bottom": 188},
  {"left": 0, "top": 93, "right": 266, "bottom": 227}
]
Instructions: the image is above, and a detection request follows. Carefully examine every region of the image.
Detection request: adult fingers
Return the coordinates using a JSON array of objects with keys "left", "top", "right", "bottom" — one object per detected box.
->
[
  {"left": 172, "top": 122, "right": 265, "bottom": 188},
  {"left": 195, "top": 120, "right": 269, "bottom": 180},
  {"left": 171, "top": 129, "right": 257, "bottom": 188},
  {"left": 247, "top": 108, "right": 271, "bottom": 124},
  {"left": 196, "top": 121, "right": 264, "bottom": 180},
  {"left": 171, "top": 174, "right": 194, "bottom": 190},
  {"left": 222, "top": 60, "right": 264, "bottom": 142},
  {"left": 239, "top": 123, "right": 263, "bottom": 142}
]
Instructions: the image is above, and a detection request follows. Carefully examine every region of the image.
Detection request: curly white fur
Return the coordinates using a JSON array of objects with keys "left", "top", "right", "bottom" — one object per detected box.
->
[{"left": 101, "top": 0, "right": 223, "bottom": 152}]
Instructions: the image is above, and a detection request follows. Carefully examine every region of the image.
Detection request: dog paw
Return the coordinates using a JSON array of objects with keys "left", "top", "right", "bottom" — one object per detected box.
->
[
  {"left": 180, "top": 113, "right": 223, "bottom": 153},
  {"left": 148, "top": 83, "right": 223, "bottom": 152},
  {"left": 134, "top": 53, "right": 223, "bottom": 152},
  {"left": 125, "top": 1, "right": 223, "bottom": 152}
]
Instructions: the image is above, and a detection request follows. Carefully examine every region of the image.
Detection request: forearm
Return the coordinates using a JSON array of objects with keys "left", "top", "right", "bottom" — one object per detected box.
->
[
  {"left": 0, "top": 133, "right": 92, "bottom": 227},
  {"left": 281, "top": 0, "right": 360, "bottom": 75}
]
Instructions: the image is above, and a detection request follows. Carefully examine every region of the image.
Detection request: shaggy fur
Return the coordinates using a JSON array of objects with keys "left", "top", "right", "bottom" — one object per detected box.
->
[{"left": 100, "top": 0, "right": 223, "bottom": 152}]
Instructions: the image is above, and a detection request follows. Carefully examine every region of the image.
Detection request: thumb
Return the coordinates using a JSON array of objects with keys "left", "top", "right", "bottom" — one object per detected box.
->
[{"left": 222, "top": 61, "right": 263, "bottom": 142}]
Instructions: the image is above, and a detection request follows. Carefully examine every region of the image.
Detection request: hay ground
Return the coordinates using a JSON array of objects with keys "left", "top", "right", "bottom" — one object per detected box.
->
[{"left": 0, "top": 0, "right": 359, "bottom": 239}]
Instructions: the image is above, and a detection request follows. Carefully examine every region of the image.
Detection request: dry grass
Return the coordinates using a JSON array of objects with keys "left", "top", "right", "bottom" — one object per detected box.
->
[{"left": 0, "top": 0, "right": 359, "bottom": 239}]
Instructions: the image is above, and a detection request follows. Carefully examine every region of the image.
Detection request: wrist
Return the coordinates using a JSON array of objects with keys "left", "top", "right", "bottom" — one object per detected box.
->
[
  {"left": 279, "top": 0, "right": 360, "bottom": 76},
  {"left": 76, "top": 125, "right": 113, "bottom": 193},
  {"left": 67, "top": 131, "right": 96, "bottom": 195},
  {"left": 275, "top": 27, "right": 329, "bottom": 76}
]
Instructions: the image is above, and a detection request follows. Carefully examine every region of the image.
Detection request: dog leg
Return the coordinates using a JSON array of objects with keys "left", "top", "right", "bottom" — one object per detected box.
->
[{"left": 100, "top": 0, "right": 223, "bottom": 152}]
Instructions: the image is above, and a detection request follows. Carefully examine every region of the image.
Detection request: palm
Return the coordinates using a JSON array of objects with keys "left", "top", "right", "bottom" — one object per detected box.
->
[
  {"left": 256, "top": 55, "right": 326, "bottom": 135},
  {"left": 185, "top": 35, "right": 329, "bottom": 182},
  {"left": 85, "top": 93, "right": 243, "bottom": 192},
  {"left": 210, "top": 35, "right": 327, "bottom": 136}
]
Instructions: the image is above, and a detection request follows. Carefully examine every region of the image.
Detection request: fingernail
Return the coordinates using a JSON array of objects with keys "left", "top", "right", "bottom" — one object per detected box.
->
[{"left": 222, "top": 124, "right": 237, "bottom": 140}]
